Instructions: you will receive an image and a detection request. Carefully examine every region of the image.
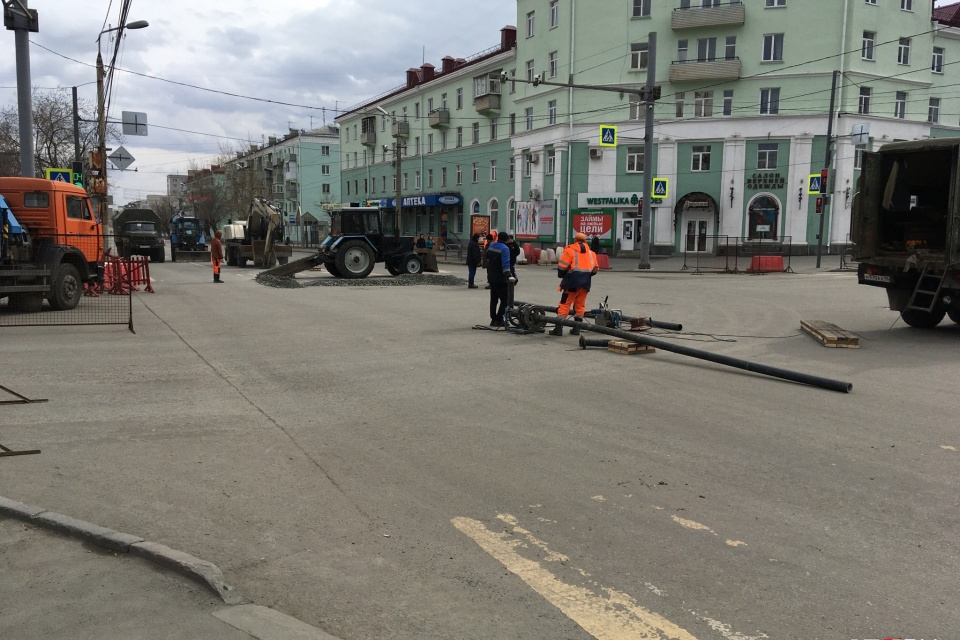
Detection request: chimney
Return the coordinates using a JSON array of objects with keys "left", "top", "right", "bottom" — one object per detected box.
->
[
  {"left": 420, "top": 63, "right": 435, "bottom": 83},
  {"left": 406, "top": 68, "right": 421, "bottom": 88},
  {"left": 455, "top": 58, "right": 466, "bottom": 69},
  {"left": 441, "top": 56, "right": 456, "bottom": 74},
  {"left": 268, "top": 136, "right": 277, "bottom": 145},
  {"left": 501, "top": 25, "right": 517, "bottom": 51}
]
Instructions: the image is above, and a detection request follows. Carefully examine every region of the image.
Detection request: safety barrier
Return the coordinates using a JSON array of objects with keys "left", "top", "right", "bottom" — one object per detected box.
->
[
  {"left": 681, "top": 235, "right": 794, "bottom": 274},
  {"left": 102, "top": 255, "right": 154, "bottom": 295}
]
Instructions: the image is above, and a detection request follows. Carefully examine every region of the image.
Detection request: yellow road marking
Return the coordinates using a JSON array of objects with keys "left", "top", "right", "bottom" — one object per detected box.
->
[{"left": 453, "top": 515, "right": 699, "bottom": 640}]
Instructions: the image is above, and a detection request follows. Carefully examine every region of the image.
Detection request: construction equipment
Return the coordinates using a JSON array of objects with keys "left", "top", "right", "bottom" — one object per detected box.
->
[
  {"left": 113, "top": 208, "right": 164, "bottom": 263},
  {"left": 169, "top": 212, "right": 210, "bottom": 262},
  {"left": 852, "top": 138, "right": 960, "bottom": 328},
  {"left": 1, "top": 177, "right": 102, "bottom": 312},
  {"left": 223, "top": 198, "right": 292, "bottom": 269}
]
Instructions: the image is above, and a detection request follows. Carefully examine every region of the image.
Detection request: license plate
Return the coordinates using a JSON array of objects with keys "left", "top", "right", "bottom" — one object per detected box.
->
[{"left": 863, "top": 273, "right": 892, "bottom": 283}]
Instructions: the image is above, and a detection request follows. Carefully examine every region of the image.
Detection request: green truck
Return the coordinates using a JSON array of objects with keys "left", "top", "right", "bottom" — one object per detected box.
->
[{"left": 113, "top": 208, "right": 164, "bottom": 263}]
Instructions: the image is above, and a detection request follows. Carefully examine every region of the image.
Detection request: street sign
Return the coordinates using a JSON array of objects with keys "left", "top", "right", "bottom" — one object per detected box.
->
[
  {"left": 652, "top": 178, "right": 669, "bottom": 199},
  {"left": 851, "top": 122, "right": 870, "bottom": 146},
  {"left": 108, "top": 146, "right": 135, "bottom": 171},
  {"left": 121, "top": 111, "right": 148, "bottom": 136},
  {"left": 45, "top": 168, "right": 71, "bottom": 182},
  {"left": 808, "top": 174, "right": 822, "bottom": 194},
  {"left": 599, "top": 125, "right": 617, "bottom": 147}
]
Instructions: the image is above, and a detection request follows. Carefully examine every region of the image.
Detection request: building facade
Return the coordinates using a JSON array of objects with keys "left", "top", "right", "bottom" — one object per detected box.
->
[{"left": 337, "top": 0, "right": 960, "bottom": 255}]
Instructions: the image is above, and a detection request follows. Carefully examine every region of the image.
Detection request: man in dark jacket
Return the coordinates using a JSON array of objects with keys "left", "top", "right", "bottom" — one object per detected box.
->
[
  {"left": 485, "top": 233, "right": 516, "bottom": 326},
  {"left": 466, "top": 233, "right": 482, "bottom": 288}
]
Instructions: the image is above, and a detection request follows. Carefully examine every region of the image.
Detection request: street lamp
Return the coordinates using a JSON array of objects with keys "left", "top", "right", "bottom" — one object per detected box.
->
[
  {"left": 376, "top": 106, "right": 403, "bottom": 237},
  {"left": 94, "top": 19, "right": 148, "bottom": 223}
]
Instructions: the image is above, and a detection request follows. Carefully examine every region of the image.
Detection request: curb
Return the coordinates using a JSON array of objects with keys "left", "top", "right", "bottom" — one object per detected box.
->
[{"left": 0, "top": 495, "right": 243, "bottom": 604}]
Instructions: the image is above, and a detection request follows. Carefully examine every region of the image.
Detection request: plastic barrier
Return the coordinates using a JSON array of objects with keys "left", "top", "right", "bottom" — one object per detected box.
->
[
  {"left": 596, "top": 254, "right": 611, "bottom": 270},
  {"left": 545, "top": 248, "right": 557, "bottom": 263},
  {"left": 529, "top": 248, "right": 542, "bottom": 264},
  {"left": 747, "top": 255, "right": 784, "bottom": 273}
]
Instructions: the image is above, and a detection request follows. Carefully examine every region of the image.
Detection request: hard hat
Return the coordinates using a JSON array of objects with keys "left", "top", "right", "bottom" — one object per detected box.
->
[{"left": 574, "top": 232, "right": 587, "bottom": 242}]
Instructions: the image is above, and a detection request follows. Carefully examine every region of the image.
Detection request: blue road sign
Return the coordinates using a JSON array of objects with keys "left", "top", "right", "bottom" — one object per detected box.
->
[
  {"left": 599, "top": 125, "right": 618, "bottom": 147},
  {"left": 808, "top": 174, "right": 822, "bottom": 194},
  {"left": 652, "top": 178, "right": 669, "bottom": 198},
  {"left": 45, "top": 168, "right": 71, "bottom": 182}
]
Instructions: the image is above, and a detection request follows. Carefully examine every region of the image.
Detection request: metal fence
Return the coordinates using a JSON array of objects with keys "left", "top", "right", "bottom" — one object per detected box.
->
[
  {"left": 0, "top": 234, "right": 144, "bottom": 331},
  {"left": 681, "top": 235, "right": 794, "bottom": 274}
]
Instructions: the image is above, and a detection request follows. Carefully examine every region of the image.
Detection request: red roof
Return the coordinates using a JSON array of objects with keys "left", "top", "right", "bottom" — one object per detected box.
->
[{"left": 933, "top": 2, "right": 960, "bottom": 26}]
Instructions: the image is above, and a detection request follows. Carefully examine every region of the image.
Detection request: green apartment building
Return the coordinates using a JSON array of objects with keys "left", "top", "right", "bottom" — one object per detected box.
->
[{"left": 337, "top": 0, "right": 960, "bottom": 255}]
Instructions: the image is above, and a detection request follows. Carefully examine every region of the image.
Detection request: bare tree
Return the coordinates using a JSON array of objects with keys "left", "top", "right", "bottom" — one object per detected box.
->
[{"left": 184, "top": 161, "right": 230, "bottom": 235}]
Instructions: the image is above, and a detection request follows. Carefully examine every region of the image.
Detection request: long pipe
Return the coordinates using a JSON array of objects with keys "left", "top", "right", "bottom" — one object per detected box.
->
[
  {"left": 546, "top": 316, "right": 852, "bottom": 393},
  {"left": 514, "top": 300, "right": 682, "bottom": 331}
]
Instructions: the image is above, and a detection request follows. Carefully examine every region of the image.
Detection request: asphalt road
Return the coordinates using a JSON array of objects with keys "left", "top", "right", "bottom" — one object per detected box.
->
[{"left": 1, "top": 256, "right": 957, "bottom": 640}]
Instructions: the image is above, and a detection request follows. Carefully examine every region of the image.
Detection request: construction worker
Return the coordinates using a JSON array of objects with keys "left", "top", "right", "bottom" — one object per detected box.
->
[
  {"left": 211, "top": 229, "right": 224, "bottom": 283},
  {"left": 485, "top": 232, "right": 515, "bottom": 326},
  {"left": 549, "top": 231, "right": 598, "bottom": 336}
]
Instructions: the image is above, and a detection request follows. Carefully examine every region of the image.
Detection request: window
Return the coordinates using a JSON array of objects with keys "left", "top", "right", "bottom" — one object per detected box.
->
[
  {"left": 526, "top": 11, "right": 535, "bottom": 37},
  {"left": 402, "top": 173, "right": 408, "bottom": 189},
  {"left": 892, "top": 91, "right": 906, "bottom": 119},
  {"left": 862, "top": 31, "right": 875, "bottom": 60},
  {"left": 757, "top": 143, "right": 778, "bottom": 169},
  {"left": 509, "top": 157, "right": 516, "bottom": 181},
  {"left": 676, "top": 92, "right": 685, "bottom": 118},
  {"left": 414, "top": 136, "right": 420, "bottom": 155},
  {"left": 490, "top": 118, "right": 498, "bottom": 140},
  {"left": 632, "top": 0, "right": 650, "bottom": 18},
  {"left": 472, "top": 162, "right": 479, "bottom": 183},
  {"left": 549, "top": 51, "right": 559, "bottom": 77},
  {"left": 490, "top": 199, "right": 500, "bottom": 229},
  {"left": 629, "top": 93, "right": 642, "bottom": 120},
  {"left": 322, "top": 164, "right": 330, "bottom": 176},
  {"left": 928, "top": 97, "right": 940, "bottom": 123},
  {"left": 759, "top": 88, "right": 780, "bottom": 115},
  {"left": 747, "top": 196, "right": 779, "bottom": 240},
  {"left": 381, "top": 116, "right": 387, "bottom": 132},
  {"left": 393, "top": 175, "right": 397, "bottom": 191},
  {"left": 456, "top": 88, "right": 463, "bottom": 109},
  {"left": 866, "top": 0, "right": 877, "bottom": 3},
  {"left": 456, "top": 165, "right": 462, "bottom": 185},
  {"left": 441, "top": 130, "right": 448, "bottom": 150},
  {"left": 626, "top": 146, "right": 645, "bottom": 173},
  {"left": 525, "top": 107, "right": 534, "bottom": 131},
  {"left": 441, "top": 167, "right": 447, "bottom": 187},
  {"left": 548, "top": 100, "right": 558, "bottom": 125},
  {"left": 322, "top": 183, "right": 331, "bottom": 194},
  {"left": 415, "top": 170, "right": 421, "bottom": 190},
  {"left": 550, "top": 0, "right": 559, "bottom": 27},
  {"left": 509, "top": 69, "right": 516, "bottom": 93},
  {"left": 854, "top": 146, "right": 865, "bottom": 170},
  {"left": 524, "top": 154, "right": 533, "bottom": 177},
  {"left": 694, "top": 91, "right": 714, "bottom": 117},
  {"left": 692, "top": 145, "right": 711, "bottom": 172},
  {"left": 858, "top": 87, "right": 871, "bottom": 115},
  {"left": 414, "top": 102, "right": 420, "bottom": 120},
  {"left": 631, "top": 42, "right": 649, "bottom": 70},
  {"left": 401, "top": 108, "right": 407, "bottom": 121},
  {"left": 441, "top": 93, "right": 448, "bottom": 109},
  {"left": 546, "top": 149, "right": 556, "bottom": 175},
  {"left": 898, "top": 38, "right": 911, "bottom": 65},
  {"left": 321, "top": 145, "right": 330, "bottom": 156},
  {"left": 933, "top": 47, "right": 945, "bottom": 73},
  {"left": 66, "top": 195, "right": 89, "bottom": 219},
  {"left": 380, "top": 176, "right": 385, "bottom": 192},
  {"left": 424, "top": 169, "right": 432, "bottom": 188},
  {"left": 510, "top": 113, "right": 516, "bottom": 135},
  {"left": 427, "top": 97, "right": 433, "bottom": 113},
  {"left": 490, "top": 159, "right": 497, "bottom": 182},
  {"left": 697, "top": 37, "right": 717, "bottom": 62},
  {"left": 901, "top": 0, "right": 913, "bottom": 9},
  {"left": 428, "top": 133, "right": 433, "bottom": 153},
  {"left": 725, "top": 36, "right": 736, "bottom": 60},
  {"left": 472, "top": 122, "right": 480, "bottom": 145},
  {"left": 346, "top": 182, "right": 350, "bottom": 196},
  {"left": 763, "top": 34, "right": 784, "bottom": 62},
  {"left": 722, "top": 89, "right": 734, "bottom": 116},
  {"left": 456, "top": 127, "right": 463, "bottom": 148},
  {"left": 526, "top": 59, "right": 535, "bottom": 82},
  {"left": 765, "top": 0, "right": 786, "bottom": 6},
  {"left": 474, "top": 73, "right": 501, "bottom": 97},
  {"left": 677, "top": 39, "right": 688, "bottom": 63}
]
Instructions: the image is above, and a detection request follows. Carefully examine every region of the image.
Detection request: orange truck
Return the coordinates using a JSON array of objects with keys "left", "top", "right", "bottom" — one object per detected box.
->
[{"left": 0, "top": 177, "right": 103, "bottom": 313}]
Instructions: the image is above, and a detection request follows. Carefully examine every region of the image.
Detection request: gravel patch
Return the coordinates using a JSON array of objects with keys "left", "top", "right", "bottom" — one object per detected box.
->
[{"left": 256, "top": 273, "right": 468, "bottom": 288}]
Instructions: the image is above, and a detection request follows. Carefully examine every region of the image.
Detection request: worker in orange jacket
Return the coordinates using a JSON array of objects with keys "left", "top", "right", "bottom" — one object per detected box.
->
[
  {"left": 211, "top": 230, "right": 224, "bottom": 283},
  {"left": 549, "top": 232, "right": 598, "bottom": 336}
]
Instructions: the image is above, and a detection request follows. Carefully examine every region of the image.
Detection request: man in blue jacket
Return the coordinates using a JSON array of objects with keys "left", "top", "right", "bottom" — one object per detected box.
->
[{"left": 485, "top": 232, "right": 516, "bottom": 326}]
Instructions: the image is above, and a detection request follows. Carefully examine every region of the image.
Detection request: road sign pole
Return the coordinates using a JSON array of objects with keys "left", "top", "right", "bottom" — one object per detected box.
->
[
  {"left": 638, "top": 31, "right": 657, "bottom": 270},
  {"left": 816, "top": 70, "right": 839, "bottom": 269}
]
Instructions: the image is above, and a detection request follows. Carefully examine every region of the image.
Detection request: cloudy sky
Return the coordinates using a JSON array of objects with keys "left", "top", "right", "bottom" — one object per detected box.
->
[{"left": 0, "top": 0, "right": 516, "bottom": 204}]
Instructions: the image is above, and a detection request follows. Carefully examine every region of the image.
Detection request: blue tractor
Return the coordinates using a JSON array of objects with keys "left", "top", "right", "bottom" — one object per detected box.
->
[{"left": 169, "top": 212, "right": 210, "bottom": 262}]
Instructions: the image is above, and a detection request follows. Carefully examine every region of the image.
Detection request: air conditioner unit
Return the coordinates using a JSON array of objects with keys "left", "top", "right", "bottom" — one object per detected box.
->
[
  {"left": 528, "top": 153, "right": 540, "bottom": 164},
  {"left": 529, "top": 188, "right": 541, "bottom": 200},
  {"left": 589, "top": 148, "right": 603, "bottom": 160}
]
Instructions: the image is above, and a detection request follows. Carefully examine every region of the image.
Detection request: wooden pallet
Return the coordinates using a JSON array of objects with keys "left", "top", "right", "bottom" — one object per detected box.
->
[
  {"left": 800, "top": 320, "right": 860, "bottom": 349},
  {"left": 607, "top": 340, "right": 656, "bottom": 355}
]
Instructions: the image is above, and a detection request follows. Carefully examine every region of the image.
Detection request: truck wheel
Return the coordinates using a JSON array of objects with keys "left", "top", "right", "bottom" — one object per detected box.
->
[
  {"left": 947, "top": 309, "right": 960, "bottom": 325},
  {"left": 336, "top": 240, "right": 375, "bottom": 278},
  {"left": 49, "top": 263, "right": 82, "bottom": 311},
  {"left": 6, "top": 293, "right": 44, "bottom": 313},
  {"left": 402, "top": 254, "right": 424, "bottom": 275},
  {"left": 324, "top": 262, "right": 341, "bottom": 277},
  {"left": 900, "top": 307, "right": 945, "bottom": 328}
]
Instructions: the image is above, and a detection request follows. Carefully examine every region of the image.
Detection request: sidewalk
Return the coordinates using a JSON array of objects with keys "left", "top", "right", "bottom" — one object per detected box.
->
[{"left": 1, "top": 497, "right": 338, "bottom": 640}]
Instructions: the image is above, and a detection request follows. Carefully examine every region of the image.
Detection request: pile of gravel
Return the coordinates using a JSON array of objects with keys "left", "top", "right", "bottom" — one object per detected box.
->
[{"left": 256, "top": 273, "right": 468, "bottom": 288}]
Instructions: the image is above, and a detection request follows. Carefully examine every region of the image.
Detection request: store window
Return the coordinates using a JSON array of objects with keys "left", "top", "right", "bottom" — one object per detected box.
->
[{"left": 747, "top": 195, "right": 779, "bottom": 240}]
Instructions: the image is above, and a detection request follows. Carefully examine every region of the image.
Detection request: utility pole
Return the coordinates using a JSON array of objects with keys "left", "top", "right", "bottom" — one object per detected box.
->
[
  {"left": 72, "top": 86, "right": 80, "bottom": 161},
  {"left": 5, "top": 0, "right": 38, "bottom": 177},
  {"left": 394, "top": 140, "right": 403, "bottom": 236},
  {"left": 638, "top": 31, "right": 658, "bottom": 270},
  {"left": 816, "top": 70, "right": 839, "bottom": 269}
]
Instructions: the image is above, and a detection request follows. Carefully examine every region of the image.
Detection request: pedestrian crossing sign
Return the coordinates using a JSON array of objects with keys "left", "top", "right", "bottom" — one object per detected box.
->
[
  {"left": 599, "top": 125, "right": 617, "bottom": 147},
  {"left": 45, "top": 168, "right": 71, "bottom": 183},
  {"left": 808, "top": 174, "right": 822, "bottom": 194},
  {"left": 652, "top": 178, "right": 669, "bottom": 199}
]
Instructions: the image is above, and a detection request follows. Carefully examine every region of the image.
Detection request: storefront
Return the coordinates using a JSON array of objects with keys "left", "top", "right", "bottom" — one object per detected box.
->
[
  {"left": 380, "top": 193, "right": 463, "bottom": 244},
  {"left": 576, "top": 191, "right": 665, "bottom": 254},
  {"left": 675, "top": 192, "right": 719, "bottom": 253}
]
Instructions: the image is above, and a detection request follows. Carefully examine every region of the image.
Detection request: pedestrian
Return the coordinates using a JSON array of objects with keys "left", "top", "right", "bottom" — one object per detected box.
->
[
  {"left": 426, "top": 235, "right": 435, "bottom": 250},
  {"left": 416, "top": 234, "right": 427, "bottom": 249},
  {"left": 549, "top": 232, "right": 598, "bottom": 336},
  {"left": 466, "top": 233, "right": 482, "bottom": 288},
  {"left": 485, "top": 232, "right": 515, "bottom": 326},
  {"left": 502, "top": 232, "right": 519, "bottom": 284},
  {"left": 590, "top": 234, "right": 600, "bottom": 254},
  {"left": 211, "top": 229, "right": 224, "bottom": 283},
  {"left": 481, "top": 230, "right": 498, "bottom": 289}
]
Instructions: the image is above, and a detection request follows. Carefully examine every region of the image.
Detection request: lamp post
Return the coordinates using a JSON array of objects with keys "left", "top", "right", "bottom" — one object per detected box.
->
[
  {"left": 376, "top": 106, "right": 403, "bottom": 237},
  {"left": 95, "top": 19, "right": 148, "bottom": 222}
]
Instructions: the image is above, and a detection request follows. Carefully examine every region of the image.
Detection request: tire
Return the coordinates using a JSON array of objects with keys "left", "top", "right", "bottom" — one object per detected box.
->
[
  {"left": 6, "top": 293, "right": 44, "bottom": 313},
  {"left": 278, "top": 256, "right": 289, "bottom": 266},
  {"left": 335, "top": 240, "right": 375, "bottom": 279},
  {"left": 324, "top": 261, "right": 341, "bottom": 277},
  {"left": 402, "top": 253, "right": 424, "bottom": 275},
  {"left": 385, "top": 260, "right": 401, "bottom": 276},
  {"left": 226, "top": 247, "right": 237, "bottom": 267},
  {"left": 947, "top": 308, "right": 960, "bottom": 325},
  {"left": 49, "top": 263, "right": 82, "bottom": 311},
  {"left": 238, "top": 256, "right": 248, "bottom": 268},
  {"left": 900, "top": 307, "right": 945, "bottom": 329}
]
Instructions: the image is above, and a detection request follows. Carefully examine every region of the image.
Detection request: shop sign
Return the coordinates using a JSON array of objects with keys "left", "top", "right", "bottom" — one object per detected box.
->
[
  {"left": 470, "top": 215, "right": 490, "bottom": 238},
  {"left": 578, "top": 192, "right": 642, "bottom": 208},
  {"left": 745, "top": 172, "right": 785, "bottom": 190},
  {"left": 571, "top": 209, "right": 614, "bottom": 240},
  {"left": 516, "top": 200, "right": 556, "bottom": 241},
  {"left": 380, "top": 193, "right": 463, "bottom": 208}
]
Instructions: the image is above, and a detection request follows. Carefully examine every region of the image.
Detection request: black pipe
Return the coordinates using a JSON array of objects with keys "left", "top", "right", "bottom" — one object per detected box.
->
[
  {"left": 579, "top": 336, "right": 610, "bottom": 349},
  {"left": 548, "top": 316, "right": 853, "bottom": 394},
  {"left": 514, "top": 300, "right": 682, "bottom": 331}
]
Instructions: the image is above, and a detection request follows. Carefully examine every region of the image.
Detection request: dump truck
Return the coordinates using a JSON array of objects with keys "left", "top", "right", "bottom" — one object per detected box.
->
[
  {"left": 852, "top": 137, "right": 960, "bottom": 328},
  {"left": 113, "top": 208, "right": 164, "bottom": 262},
  {"left": 169, "top": 212, "right": 210, "bottom": 262},
  {"left": 0, "top": 177, "right": 102, "bottom": 312},
  {"left": 223, "top": 198, "right": 292, "bottom": 269},
  {"left": 259, "top": 207, "right": 426, "bottom": 279}
]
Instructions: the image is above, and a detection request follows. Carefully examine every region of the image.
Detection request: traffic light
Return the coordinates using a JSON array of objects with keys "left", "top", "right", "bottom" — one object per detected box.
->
[
  {"left": 71, "top": 160, "right": 84, "bottom": 188},
  {"left": 815, "top": 197, "right": 823, "bottom": 214},
  {"left": 820, "top": 169, "right": 828, "bottom": 194}
]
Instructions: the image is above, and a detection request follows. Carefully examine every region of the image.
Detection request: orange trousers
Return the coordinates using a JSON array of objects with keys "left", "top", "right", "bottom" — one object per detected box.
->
[
  {"left": 212, "top": 258, "right": 221, "bottom": 275},
  {"left": 557, "top": 288, "right": 588, "bottom": 318}
]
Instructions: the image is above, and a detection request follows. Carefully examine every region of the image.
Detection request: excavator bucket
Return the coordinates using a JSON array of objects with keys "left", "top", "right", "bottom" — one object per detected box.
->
[
  {"left": 172, "top": 249, "right": 211, "bottom": 262},
  {"left": 258, "top": 252, "right": 325, "bottom": 278}
]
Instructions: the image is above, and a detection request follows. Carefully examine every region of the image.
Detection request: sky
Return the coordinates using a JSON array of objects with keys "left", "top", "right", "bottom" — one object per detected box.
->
[{"left": 0, "top": 0, "right": 517, "bottom": 204}]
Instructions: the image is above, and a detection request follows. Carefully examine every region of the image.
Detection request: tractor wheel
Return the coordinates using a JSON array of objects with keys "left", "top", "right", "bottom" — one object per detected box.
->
[
  {"left": 402, "top": 253, "right": 424, "bottom": 275},
  {"left": 335, "top": 240, "right": 375, "bottom": 279},
  {"left": 900, "top": 307, "right": 945, "bottom": 329},
  {"left": 947, "top": 308, "right": 960, "bottom": 325},
  {"left": 6, "top": 293, "right": 44, "bottom": 313},
  {"left": 324, "top": 261, "right": 342, "bottom": 277},
  {"left": 385, "top": 260, "right": 401, "bottom": 276},
  {"left": 49, "top": 264, "right": 82, "bottom": 311}
]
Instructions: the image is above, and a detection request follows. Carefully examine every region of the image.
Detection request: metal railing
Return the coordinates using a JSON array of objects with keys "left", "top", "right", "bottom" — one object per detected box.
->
[{"left": 681, "top": 235, "right": 794, "bottom": 274}]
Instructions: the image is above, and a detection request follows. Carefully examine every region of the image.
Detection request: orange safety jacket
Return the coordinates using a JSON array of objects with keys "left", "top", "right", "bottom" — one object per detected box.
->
[{"left": 557, "top": 241, "right": 599, "bottom": 291}]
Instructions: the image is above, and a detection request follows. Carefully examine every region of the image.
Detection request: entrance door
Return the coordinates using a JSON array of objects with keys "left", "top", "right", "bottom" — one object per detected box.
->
[
  {"left": 684, "top": 219, "right": 711, "bottom": 252},
  {"left": 620, "top": 218, "right": 636, "bottom": 251}
]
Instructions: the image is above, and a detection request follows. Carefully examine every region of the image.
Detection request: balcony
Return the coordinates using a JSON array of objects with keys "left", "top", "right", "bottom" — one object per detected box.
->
[
  {"left": 392, "top": 121, "right": 410, "bottom": 138},
  {"left": 360, "top": 130, "right": 377, "bottom": 146},
  {"left": 669, "top": 57, "right": 741, "bottom": 82},
  {"left": 672, "top": 1, "right": 745, "bottom": 30},
  {"left": 474, "top": 93, "right": 501, "bottom": 115},
  {"left": 429, "top": 108, "right": 450, "bottom": 128}
]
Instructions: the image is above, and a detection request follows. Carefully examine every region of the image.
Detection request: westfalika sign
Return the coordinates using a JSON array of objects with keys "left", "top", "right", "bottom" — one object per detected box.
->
[{"left": 578, "top": 192, "right": 643, "bottom": 208}]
